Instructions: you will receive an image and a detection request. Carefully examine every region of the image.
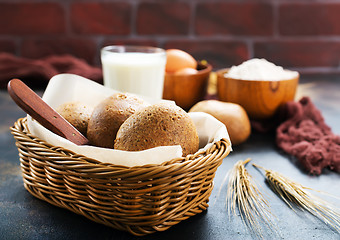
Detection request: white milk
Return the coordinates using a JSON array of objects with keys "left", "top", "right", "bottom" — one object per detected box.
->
[{"left": 101, "top": 46, "right": 166, "bottom": 100}]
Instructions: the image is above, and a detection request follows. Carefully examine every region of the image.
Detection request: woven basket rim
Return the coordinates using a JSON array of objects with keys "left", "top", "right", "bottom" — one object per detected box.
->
[{"left": 11, "top": 117, "right": 231, "bottom": 171}]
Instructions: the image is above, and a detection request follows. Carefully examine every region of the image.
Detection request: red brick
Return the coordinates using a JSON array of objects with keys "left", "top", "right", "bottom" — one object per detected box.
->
[
  {"left": 137, "top": 2, "right": 190, "bottom": 35},
  {"left": 298, "top": 72, "right": 340, "bottom": 80},
  {"left": 21, "top": 38, "right": 97, "bottom": 64},
  {"left": 101, "top": 39, "right": 159, "bottom": 49},
  {"left": 0, "top": 3, "right": 65, "bottom": 35},
  {"left": 279, "top": 3, "right": 340, "bottom": 35},
  {"left": 254, "top": 41, "right": 340, "bottom": 68},
  {"left": 0, "top": 40, "right": 16, "bottom": 54},
  {"left": 164, "top": 40, "right": 249, "bottom": 69},
  {"left": 71, "top": 3, "right": 131, "bottom": 35},
  {"left": 195, "top": 3, "right": 273, "bottom": 36}
]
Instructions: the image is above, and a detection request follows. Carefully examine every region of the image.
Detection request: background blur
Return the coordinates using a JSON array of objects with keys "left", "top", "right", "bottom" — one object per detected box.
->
[{"left": 1, "top": 0, "right": 340, "bottom": 76}]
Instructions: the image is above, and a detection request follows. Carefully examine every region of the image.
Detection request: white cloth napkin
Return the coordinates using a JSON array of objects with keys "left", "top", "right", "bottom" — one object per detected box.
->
[{"left": 27, "top": 74, "right": 231, "bottom": 167}]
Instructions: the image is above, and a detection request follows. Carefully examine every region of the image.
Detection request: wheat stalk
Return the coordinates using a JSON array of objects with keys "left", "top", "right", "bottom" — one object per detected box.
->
[
  {"left": 226, "top": 158, "right": 277, "bottom": 239},
  {"left": 253, "top": 163, "right": 340, "bottom": 233}
]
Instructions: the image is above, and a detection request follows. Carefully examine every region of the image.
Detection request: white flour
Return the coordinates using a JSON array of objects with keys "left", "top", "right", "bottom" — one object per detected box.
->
[{"left": 225, "top": 58, "right": 298, "bottom": 81}]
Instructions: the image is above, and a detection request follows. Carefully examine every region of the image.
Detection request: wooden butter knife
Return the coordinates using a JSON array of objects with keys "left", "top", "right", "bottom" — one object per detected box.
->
[{"left": 8, "top": 79, "right": 89, "bottom": 145}]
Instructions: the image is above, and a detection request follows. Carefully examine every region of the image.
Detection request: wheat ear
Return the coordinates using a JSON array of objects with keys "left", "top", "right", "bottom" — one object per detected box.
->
[
  {"left": 253, "top": 163, "right": 340, "bottom": 233},
  {"left": 226, "top": 159, "right": 277, "bottom": 239}
]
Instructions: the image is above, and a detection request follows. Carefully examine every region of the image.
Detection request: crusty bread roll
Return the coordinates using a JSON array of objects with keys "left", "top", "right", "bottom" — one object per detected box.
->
[
  {"left": 87, "top": 93, "right": 149, "bottom": 148},
  {"left": 56, "top": 101, "right": 93, "bottom": 137},
  {"left": 114, "top": 102, "right": 199, "bottom": 156},
  {"left": 189, "top": 100, "right": 250, "bottom": 145}
]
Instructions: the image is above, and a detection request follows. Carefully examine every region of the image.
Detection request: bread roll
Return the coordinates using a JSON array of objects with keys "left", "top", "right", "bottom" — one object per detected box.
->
[
  {"left": 114, "top": 102, "right": 199, "bottom": 156},
  {"left": 56, "top": 101, "right": 93, "bottom": 137},
  {"left": 87, "top": 93, "right": 149, "bottom": 148},
  {"left": 189, "top": 100, "right": 251, "bottom": 145}
]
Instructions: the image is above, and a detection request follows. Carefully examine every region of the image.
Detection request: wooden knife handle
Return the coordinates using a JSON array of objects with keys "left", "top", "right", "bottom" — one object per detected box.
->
[{"left": 8, "top": 79, "right": 89, "bottom": 146}]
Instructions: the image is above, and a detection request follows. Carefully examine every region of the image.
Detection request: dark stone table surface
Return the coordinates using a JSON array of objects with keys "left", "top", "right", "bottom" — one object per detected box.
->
[{"left": 1, "top": 76, "right": 339, "bottom": 240}]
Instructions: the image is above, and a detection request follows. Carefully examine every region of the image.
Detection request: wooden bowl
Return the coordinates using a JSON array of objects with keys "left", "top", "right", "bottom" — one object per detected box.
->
[
  {"left": 163, "top": 63, "right": 212, "bottom": 111},
  {"left": 216, "top": 68, "right": 299, "bottom": 120}
]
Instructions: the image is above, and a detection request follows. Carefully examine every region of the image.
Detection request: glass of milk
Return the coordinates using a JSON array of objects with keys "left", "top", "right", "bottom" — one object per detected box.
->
[{"left": 101, "top": 45, "right": 166, "bottom": 100}]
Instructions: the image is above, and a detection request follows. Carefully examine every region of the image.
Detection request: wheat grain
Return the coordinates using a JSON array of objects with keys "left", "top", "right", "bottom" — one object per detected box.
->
[
  {"left": 253, "top": 163, "right": 340, "bottom": 233},
  {"left": 226, "top": 159, "right": 277, "bottom": 239}
]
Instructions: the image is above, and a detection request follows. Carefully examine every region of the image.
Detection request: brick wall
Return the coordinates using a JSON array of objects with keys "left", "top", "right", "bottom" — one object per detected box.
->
[{"left": 1, "top": 0, "right": 340, "bottom": 76}]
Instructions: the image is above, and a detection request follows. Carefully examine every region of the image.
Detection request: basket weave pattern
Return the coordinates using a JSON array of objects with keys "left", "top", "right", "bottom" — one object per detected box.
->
[{"left": 11, "top": 118, "right": 231, "bottom": 236}]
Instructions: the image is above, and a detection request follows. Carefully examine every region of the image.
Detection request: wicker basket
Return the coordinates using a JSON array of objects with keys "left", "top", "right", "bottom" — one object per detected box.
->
[{"left": 11, "top": 117, "right": 231, "bottom": 236}]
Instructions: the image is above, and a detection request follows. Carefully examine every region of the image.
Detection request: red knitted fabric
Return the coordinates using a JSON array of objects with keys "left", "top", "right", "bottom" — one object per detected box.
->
[
  {"left": 276, "top": 97, "right": 340, "bottom": 175},
  {"left": 0, "top": 53, "right": 102, "bottom": 88}
]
